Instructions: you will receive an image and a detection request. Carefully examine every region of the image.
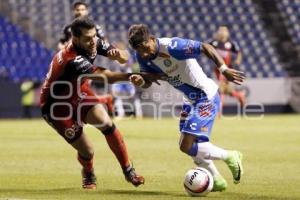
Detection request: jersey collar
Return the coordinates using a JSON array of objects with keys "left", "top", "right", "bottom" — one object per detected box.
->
[{"left": 72, "top": 42, "right": 96, "bottom": 60}]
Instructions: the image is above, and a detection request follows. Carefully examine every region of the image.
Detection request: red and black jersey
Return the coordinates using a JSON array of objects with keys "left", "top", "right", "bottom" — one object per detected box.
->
[
  {"left": 40, "top": 38, "right": 114, "bottom": 110},
  {"left": 208, "top": 39, "right": 240, "bottom": 66}
]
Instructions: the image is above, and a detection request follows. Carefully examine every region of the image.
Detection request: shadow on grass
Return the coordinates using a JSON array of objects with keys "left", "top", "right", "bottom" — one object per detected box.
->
[
  {"left": 0, "top": 187, "right": 78, "bottom": 193},
  {"left": 0, "top": 188, "right": 186, "bottom": 198},
  {"left": 100, "top": 189, "right": 186, "bottom": 197},
  {"left": 210, "top": 191, "right": 296, "bottom": 200},
  {"left": 0, "top": 188, "right": 296, "bottom": 200}
]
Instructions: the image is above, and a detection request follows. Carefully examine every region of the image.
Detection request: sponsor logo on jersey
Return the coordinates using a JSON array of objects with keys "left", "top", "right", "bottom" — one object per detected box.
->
[
  {"left": 200, "top": 126, "right": 208, "bottom": 132},
  {"left": 166, "top": 74, "right": 183, "bottom": 87},
  {"left": 78, "top": 61, "right": 92, "bottom": 72},
  {"left": 190, "top": 123, "right": 197, "bottom": 131},
  {"left": 74, "top": 56, "right": 84, "bottom": 63},
  {"left": 212, "top": 41, "right": 218, "bottom": 47}
]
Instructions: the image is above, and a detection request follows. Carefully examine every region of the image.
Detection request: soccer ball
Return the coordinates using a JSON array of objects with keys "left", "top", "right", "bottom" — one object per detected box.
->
[{"left": 183, "top": 167, "right": 213, "bottom": 196}]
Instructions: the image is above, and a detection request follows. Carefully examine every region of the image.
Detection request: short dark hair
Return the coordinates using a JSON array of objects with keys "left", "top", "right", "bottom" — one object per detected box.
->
[
  {"left": 70, "top": 17, "right": 95, "bottom": 37},
  {"left": 128, "top": 24, "right": 151, "bottom": 49},
  {"left": 72, "top": 1, "right": 88, "bottom": 10}
]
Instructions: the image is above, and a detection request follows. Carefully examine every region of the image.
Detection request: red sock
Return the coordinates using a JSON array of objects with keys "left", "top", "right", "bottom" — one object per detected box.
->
[
  {"left": 77, "top": 153, "right": 94, "bottom": 172},
  {"left": 104, "top": 126, "right": 130, "bottom": 169}
]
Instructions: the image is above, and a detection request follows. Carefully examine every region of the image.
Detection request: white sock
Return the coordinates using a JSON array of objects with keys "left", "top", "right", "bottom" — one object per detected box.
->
[
  {"left": 196, "top": 142, "right": 229, "bottom": 160},
  {"left": 134, "top": 98, "right": 143, "bottom": 117},
  {"left": 193, "top": 157, "right": 221, "bottom": 177},
  {"left": 114, "top": 98, "right": 125, "bottom": 117}
]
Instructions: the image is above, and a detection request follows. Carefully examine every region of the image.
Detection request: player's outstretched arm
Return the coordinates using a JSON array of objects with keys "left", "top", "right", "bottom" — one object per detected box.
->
[
  {"left": 107, "top": 48, "right": 129, "bottom": 64},
  {"left": 129, "top": 72, "right": 167, "bottom": 88},
  {"left": 91, "top": 67, "right": 131, "bottom": 83},
  {"left": 90, "top": 67, "right": 166, "bottom": 87},
  {"left": 201, "top": 43, "right": 245, "bottom": 85},
  {"left": 130, "top": 74, "right": 151, "bottom": 88},
  {"left": 130, "top": 73, "right": 167, "bottom": 88}
]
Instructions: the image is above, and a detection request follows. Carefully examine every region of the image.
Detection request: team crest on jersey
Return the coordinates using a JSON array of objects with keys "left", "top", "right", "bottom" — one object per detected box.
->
[
  {"left": 163, "top": 59, "right": 172, "bottom": 67},
  {"left": 64, "top": 124, "right": 80, "bottom": 139},
  {"left": 64, "top": 128, "right": 75, "bottom": 139},
  {"left": 165, "top": 64, "right": 178, "bottom": 74},
  {"left": 225, "top": 42, "right": 232, "bottom": 49}
]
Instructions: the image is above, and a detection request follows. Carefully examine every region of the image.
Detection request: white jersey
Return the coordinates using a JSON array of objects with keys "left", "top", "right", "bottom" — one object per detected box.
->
[{"left": 136, "top": 37, "right": 218, "bottom": 102}]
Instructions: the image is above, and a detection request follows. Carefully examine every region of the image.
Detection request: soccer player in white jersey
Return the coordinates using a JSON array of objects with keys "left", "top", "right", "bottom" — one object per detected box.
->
[{"left": 128, "top": 24, "right": 245, "bottom": 192}]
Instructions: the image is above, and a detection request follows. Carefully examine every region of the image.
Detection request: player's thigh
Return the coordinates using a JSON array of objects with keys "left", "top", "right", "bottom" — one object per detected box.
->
[
  {"left": 85, "top": 104, "right": 112, "bottom": 130},
  {"left": 42, "top": 113, "right": 83, "bottom": 143},
  {"left": 179, "top": 104, "right": 192, "bottom": 132},
  {"left": 180, "top": 95, "right": 220, "bottom": 141},
  {"left": 179, "top": 133, "right": 197, "bottom": 152}
]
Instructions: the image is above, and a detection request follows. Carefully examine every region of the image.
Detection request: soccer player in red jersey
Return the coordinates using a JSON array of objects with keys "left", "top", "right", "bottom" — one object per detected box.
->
[
  {"left": 208, "top": 26, "right": 245, "bottom": 114},
  {"left": 58, "top": 1, "right": 114, "bottom": 116},
  {"left": 40, "top": 17, "right": 145, "bottom": 189}
]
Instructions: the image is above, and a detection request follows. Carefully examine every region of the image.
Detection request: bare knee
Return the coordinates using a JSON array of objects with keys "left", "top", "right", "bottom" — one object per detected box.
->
[
  {"left": 80, "top": 146, "right": 94, "bottom": 159},
  {"left": 71, "top": 133, "right": 94, "bottom": 159},
  {"left": 85, "top": 104, "right": 113, "bottom": 131},
  {"left": 98, "top": 117, "right": 113, "bottom": 131}
]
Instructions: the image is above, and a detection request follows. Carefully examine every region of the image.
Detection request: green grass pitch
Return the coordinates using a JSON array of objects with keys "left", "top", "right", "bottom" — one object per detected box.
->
[{"left": 0, "top": 114, "right": 300, "bottom": 200}]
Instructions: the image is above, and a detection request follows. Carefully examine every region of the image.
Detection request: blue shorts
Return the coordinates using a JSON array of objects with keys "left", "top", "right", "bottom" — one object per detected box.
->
[{"left": 179, "top": 93, "right": 220, "bottom": 141}]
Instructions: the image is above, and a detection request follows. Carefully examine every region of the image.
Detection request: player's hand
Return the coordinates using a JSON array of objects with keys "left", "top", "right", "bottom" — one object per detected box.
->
[
  {"left": 107, "top": 49, "right": 121, "bottom": 59},
  {"left": 222, "top": 68, "right": 245, "bottom": 85},
  {"left": 129, "top": 74, "right": 146, "bottom": 87}
]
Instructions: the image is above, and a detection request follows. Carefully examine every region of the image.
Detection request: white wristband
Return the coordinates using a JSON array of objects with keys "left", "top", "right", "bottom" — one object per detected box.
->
[{"left": 219, "top": 64, "right": 228, "bottom": 73}]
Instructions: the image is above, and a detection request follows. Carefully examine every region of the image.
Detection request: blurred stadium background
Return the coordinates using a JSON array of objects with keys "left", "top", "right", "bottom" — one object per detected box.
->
[{"left": 0, "top": 0, "right": 300, "bottom": 117}]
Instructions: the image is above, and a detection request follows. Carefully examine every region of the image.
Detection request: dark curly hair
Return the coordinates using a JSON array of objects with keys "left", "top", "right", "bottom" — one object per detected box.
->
[
  {"left": 128, "top": 24, "right": 151, "bottom": 49},
  {"left": 70, "top": 17, "right": 95, "bottom": 37}
]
